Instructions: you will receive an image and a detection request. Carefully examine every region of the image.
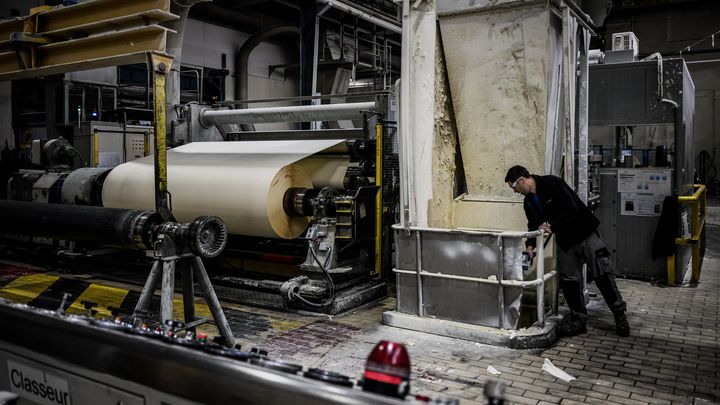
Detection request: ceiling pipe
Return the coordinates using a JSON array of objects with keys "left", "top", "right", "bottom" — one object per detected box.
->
[
  {"left": 164, "top": 0, "right": 211, "bottom": 128},
  {"left": 315, "top": 0, "right": 401, "bottom": 34},
  {"left": 236, "top": 24, "right": 300, "bottom": 130}
]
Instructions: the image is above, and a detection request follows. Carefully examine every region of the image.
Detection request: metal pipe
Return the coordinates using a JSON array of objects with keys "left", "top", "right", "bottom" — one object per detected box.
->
[
  {"left": 496, "top": 235, "right": 505, "bottom": 328},
  {"left": 398, "top": 0, "right": 412, "bottom": 228},
  {"left": 216, "top": 90, "right": 390, "bottom": 105},
  {"left": 165, "top": 0, "right": 209, "bottom": 124},
  {"left": 396, "top": 78, "right": 410, "bottom": 230},
  {"left": 235, "top": 24, "right": 300, "bottom": 131},
  {"left": 0, "top": 201, "right": 227, "bottom": 259},
  {"left": 536, "top": 233, "right": 545, "bottom": 327},
  {"left": 395, "top": 224, "right": 543, "bottom": 239},
  {"left": 415, "top": 230, "right": 424, "bottom": 317},
  {"left": 561, "top": 0, "right": 597, "bottom": 35},
  {"left": 316, "top": 0, "right": 401, "bottom": 34},
  {"left": 200, "top": 101, "right": 376, "bottom": 126},
  {"left": 0, "top": 200, "right": 160, "bottom": 249},
  {"left": 392, "top": 269, "right": 557, "bottom": 288},
  {"left": 686, "top": 59, "right": 720, "bottom": 65},
  {"left": 642, "top": 52, "right": 664, "bottom": 100},
  {"left": 180, "top": 69, "right": 201, "bottom": 102}
]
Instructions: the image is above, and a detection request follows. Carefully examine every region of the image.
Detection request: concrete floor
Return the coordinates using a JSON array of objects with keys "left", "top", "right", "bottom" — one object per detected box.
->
[{"left": 0, "top": 225, "right": 718, "bottom": 404}]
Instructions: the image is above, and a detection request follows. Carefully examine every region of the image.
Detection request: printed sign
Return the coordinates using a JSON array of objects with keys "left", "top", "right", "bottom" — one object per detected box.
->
[
  {"left": 7, "top": 360, "right": 72, "bottom": 405},
  {"left": 620, "top": 193, "right": 664, "bottom": 217},
  {"left": 617, "top": 169, "right": 671, "bottom": 195}
]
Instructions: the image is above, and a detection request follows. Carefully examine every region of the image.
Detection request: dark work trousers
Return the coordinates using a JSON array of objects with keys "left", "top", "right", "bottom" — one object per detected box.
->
[{"left": 556, "top": 231, "right": 626, "bottom": 319}]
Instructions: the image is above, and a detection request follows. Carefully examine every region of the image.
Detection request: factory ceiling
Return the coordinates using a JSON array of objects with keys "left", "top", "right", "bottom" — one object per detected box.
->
[{"left": 190, "top": 0, "right": 401, "bottom": 41}]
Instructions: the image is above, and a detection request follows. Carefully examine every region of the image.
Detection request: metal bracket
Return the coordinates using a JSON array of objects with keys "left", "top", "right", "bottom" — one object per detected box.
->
[{"left": 147, "top": 52, "right": 175, "bottom": 222}]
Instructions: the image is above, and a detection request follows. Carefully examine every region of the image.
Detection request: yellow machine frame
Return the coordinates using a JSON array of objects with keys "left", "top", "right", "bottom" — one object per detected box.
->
[{"left": 666, "top": 184, "right": 706, "bottom": 286}]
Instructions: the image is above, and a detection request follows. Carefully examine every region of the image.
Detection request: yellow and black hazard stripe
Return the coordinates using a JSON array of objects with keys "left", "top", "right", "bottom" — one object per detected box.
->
[
  {"left": 0, "top": 268, "right": 216, "bottom": 331},
  {"left": 0, "top": 263, "right": 308, "bottom": 339}
]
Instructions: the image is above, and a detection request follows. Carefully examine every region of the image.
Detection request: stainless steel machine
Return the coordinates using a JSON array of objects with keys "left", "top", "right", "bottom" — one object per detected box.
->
[
  {"left": 73, "top": 121, "right": 154, "bottom": 168},
  {"left": 589, "top": 55, "right": 696, "bottom": 282},
  {"left": 0, "top": 299, "right": 436, "bottom": 405}
]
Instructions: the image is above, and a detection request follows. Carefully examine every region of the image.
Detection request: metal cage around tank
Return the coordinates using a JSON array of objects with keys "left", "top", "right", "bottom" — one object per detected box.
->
[{"left": 391, "top": 226, "right": 558, "bottom": 331}]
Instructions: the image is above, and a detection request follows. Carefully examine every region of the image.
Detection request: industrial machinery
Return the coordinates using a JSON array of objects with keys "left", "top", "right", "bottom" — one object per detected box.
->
[
  {"left": 0, "top": 200, "right": 236, "bottom": 345},
  {"left": 0, "top": 1, "right": 398, "bottom": 402},
  {"left": 73, "top": 121, "right": 154, "bottom": 168},
  {"left": 588, "top": 39, "right": 697, "bottom": 283},
  {"left": 1, "top": 96, "right": 397, "bottom": 315},
  {"left": 0, "top": 299, "right": 456, "bottom": 405}
]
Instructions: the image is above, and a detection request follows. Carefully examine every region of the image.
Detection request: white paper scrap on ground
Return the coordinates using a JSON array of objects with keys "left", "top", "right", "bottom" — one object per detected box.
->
[
  {"left": 486, "top": 366, "right": 502, "bottom": 376},
  {"left": 542, "top": 358, "right": 576, "bottom": 382}
]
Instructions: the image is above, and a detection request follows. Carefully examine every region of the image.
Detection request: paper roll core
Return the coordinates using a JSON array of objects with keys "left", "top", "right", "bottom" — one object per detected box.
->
[{"left": 267, "top": 163, "right": 312, "bottom": 239}]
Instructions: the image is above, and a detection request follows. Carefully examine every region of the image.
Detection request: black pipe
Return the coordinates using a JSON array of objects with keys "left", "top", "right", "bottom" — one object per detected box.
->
[
  {"left": 0, "top": 200, "right": 161, "bottom": 250},
  {"left": 299, "top": 0, "right": 317, "bottom": 130}
]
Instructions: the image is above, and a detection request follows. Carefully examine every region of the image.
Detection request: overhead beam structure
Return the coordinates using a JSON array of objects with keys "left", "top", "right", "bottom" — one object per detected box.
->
[{"left": 0, "top": 0, "right": 177, "bottom": 80}]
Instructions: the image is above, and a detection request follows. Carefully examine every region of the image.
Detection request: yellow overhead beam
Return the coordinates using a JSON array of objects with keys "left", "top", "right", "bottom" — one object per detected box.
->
[
  {"left": 36, "top": 0, "right": 172, "bottom": 33},
  {"left": 0, "top": 0, "right": 177, "bottom": 80},
  {"left": 0, "top": 20, "right": 23, "bottom": 46},
  {"left": 0, "top": 25, "right": 171, "bottom": 80},
  {"left": 0, "top": 0, "right": 173, "bottom": 41}
]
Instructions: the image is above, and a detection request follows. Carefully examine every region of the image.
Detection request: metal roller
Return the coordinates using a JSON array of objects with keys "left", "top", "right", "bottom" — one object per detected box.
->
[
  {"left": 61, "top": 167, "right": 113, "bottom": 205},
  {"left": 200, "top": 102, "right": 376, "bottom": 126},
  {"left": 0, "top": 200, "right": 161, "bottom": 250},
  {"left": 0, "top": 201, "right": 227, "bottom": 258}
]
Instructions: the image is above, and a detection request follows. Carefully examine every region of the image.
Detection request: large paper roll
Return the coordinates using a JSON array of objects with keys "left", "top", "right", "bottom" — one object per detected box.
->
[{"left": 101, "top": 140, "right": 349, "bottom": 238}]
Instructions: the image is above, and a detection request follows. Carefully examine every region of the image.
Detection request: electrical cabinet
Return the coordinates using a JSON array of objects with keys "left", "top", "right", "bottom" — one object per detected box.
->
[{"left": 73, "top": 122, "right": 154, "bottom": 168}]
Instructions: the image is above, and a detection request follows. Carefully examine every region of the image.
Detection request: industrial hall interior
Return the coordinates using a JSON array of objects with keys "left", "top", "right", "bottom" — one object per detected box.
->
[{"left": 0, "top": 0, "right": 718, "bottom": 404}]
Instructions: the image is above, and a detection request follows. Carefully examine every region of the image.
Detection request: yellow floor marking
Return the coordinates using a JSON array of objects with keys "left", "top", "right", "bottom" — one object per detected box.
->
[
  {"left": 66, "top": 283, "right": 129, "bottom": 318},
  {"left": 270, "top": 318, "right": 305, "bottom": 332},
  {"left": 0, "top": 274, "right": 59, "bottom": 304},
  {"left": 172, "top": 297, "right": 217, "bottom": 335}
]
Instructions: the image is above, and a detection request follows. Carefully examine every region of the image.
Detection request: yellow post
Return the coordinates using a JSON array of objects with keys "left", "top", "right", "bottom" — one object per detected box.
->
[
  {"left": 666, "top": 254, "right": 675, "bottom": 286},
  {"left": 147, "top": 52, "right": 174, "bottom": 221},
  {"left": 375, "top": 122, "right": 383, "bottom": 275},
  {"left": 676, "top": 184, "right": 706, "bottom": 285},
  {"left": 691, "top": 201, "right": 700, "bottom": 283},
  {"left": 144, "top": 132, "right": 149, "bottom": 157},
  {"left": 92, "top": 128, "right": 99, "bottom": 167}
]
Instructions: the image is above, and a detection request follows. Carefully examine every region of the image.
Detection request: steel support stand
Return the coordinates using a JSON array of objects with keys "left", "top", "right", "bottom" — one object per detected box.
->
[
  {"left": 160, "top": 259, "right": 176, "bottom": 327},
  {"left": 191, "top": 257, "right": 235, "bottom": 344},
  {"left": 181, "top": 258, "right": 196, "bottom": 333},
  {"left": 135, "top": 260, "right": 162, "bottom": 314},
  {"left": 133, "top": 253, "right": 236, "bottom": 348}
]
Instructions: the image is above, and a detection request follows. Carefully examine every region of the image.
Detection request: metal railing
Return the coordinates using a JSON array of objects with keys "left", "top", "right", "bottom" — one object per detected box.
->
[
  {"left": 392, "top": 226, "right": 557, "bottom": 329},
  {"left": 667, "top": 184, "right": 706, "bottom": 286}
]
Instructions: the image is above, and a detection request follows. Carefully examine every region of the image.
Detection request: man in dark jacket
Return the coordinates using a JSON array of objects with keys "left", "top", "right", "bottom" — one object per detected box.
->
[{"left": 505, "top": 165, "right": 630, "bottom": 337}]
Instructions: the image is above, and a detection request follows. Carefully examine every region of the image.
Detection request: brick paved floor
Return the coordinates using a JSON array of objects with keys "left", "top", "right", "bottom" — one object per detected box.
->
[
  {"left": 229, "top": 225, "right": 720, "bottom": 404},
  {"left": 1, "top": 226, "right": 717, "bottom": 404}
]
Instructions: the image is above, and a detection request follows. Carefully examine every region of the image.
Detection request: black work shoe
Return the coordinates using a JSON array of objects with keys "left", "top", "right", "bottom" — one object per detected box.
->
[
  {"left": 613, "top": 311, "right": 630, "bottom": 337},
  {"left": 558, "top": 317, "right": 587, "bottom": 337}
]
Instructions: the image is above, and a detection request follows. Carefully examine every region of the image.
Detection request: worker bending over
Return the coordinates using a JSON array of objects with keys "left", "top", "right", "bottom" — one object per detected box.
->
[{"left": 505, "top": 165, "right": 630, "bottom": 337}]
